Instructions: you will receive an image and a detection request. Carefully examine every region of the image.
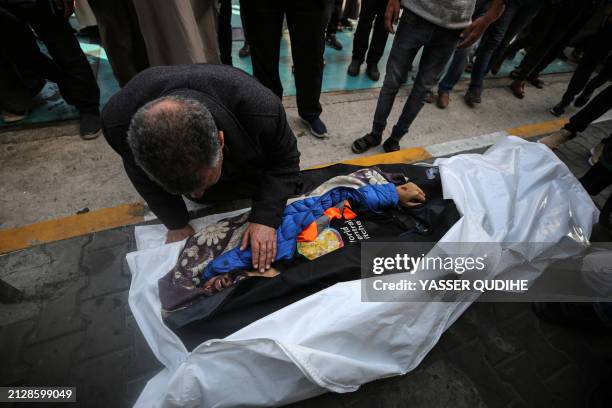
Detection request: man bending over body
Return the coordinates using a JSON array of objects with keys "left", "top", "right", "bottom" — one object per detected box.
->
[{"left": 102, "top": 64, "right": 300, "bottom": 272}]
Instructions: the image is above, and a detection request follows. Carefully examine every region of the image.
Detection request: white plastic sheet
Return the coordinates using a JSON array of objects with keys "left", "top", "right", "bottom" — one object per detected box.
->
[{"left": 127, "top": 137, "right": 598, "bottom": 407}]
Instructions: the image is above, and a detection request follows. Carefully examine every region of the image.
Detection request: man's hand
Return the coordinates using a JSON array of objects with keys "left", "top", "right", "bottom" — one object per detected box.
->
[
  {"left": 240, "top": 223, "right": 277, "bottom": 272},
  {"left": 396, "top": 182, "right": 426, "bottom": 207},
  {"left": 63, "top": 0, "right": 75, "bottom": 18},
  {"left": 458, "top": 0, "right": 505, "bottom": 49},
  {"left": 385, "top": 0, "right": 401, "bottom": 34},
  {"left": 165, "top": 224, "right": 195, "bottom": 244},
  {"left": 457, "top": 15, "right": 491, "bottom": 48}
]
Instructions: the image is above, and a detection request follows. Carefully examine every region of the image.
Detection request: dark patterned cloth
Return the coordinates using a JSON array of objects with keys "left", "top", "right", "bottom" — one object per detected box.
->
[{"left": 159, "top": 168, "right": 400, "bottom": 313}]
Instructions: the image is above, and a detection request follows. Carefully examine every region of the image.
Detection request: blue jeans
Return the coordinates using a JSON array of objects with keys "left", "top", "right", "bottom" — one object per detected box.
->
[
  {"left": 372, "top": 10, "right": 461, "bottom": 140},
  {"left": 469, "top": 0, "right": 542, "bottom": 91},
  {"left": 437, "top": 0, "right": 490, "bottom": 93},
  {"left": 438, "top": 47, "right": 470, "bottom": 93}
]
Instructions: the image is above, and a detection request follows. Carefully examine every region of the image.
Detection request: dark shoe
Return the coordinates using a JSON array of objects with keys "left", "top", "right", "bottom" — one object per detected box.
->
[
  {"left": 510, "top": 80, "right": 525, "bottom": 99},
  {"left": 382, "top": 137, "right": 400, "bottom": 153},
  {"left": 509, "top": 69, "right": 520, "bottom": 79},
  {"left": 464, "top": 88, "right": 481, "bottom": 107},
  {"left": 346, "top": 58, "right": 362, "bottom": 76},
  {"left": 300, "top": 116, "right": 328, "bottom": 138},
  {"left": 351, "top": 132, "right": 382, "bottom": 154},
  {"left": 79, "top": 111, "right": 101, "bottom": 140},
  {"left": 490, "top": 57, "right": 503, "bottom": 75},
  {"left": 325, "top": 34, "right": 343, "bottom": 51},
  {"left": 574, "top": 91, "right": 593, "bottom": 107},
  {"left": 424, "top": 91, "right": 434, "bottom": 104},
  {"left": 550, "top": 103, "right": 566, "bottom": 117},
  {"left": 365, "top": 63, "right": 380, "bottom": 81},
  {"left": 436, "top": 91, "right": 450, "bottom": 109},
  {"left": 238, "top": 41, "right": 250, "bottom": 58},
  {"left": 529, "top": 77, "right": 544, "bottom": 89},
  {"left": 347, "top": 59, "right": 361, "bottom": 76}
]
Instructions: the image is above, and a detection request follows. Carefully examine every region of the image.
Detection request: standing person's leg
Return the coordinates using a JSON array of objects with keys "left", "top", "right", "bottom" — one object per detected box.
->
[
  {"left": 465, "top": 1, "right": 517, "bottom": 106},
  {"left": 349, "top": 0, "right": 379, "bottom": 75},
  {"left": 576, "top": 55, "right": 612, "bottom": 106},
  {"left": 285, "top": 0, "right": 328, "bottom": 136},
  {"left": 88, "top": 0, "right": 149, "bottom": 86},
  {"left": 239, "top": 0, "right": 284, "bottom": 97},
  {"left": 385, "top": 22, "right": 461, "bottom": 150},
  {"left": 364, "top": 0, "right": 390, "bottom": 81},
  {"left": 325, "top": 0, "right": 343, "bottom": 51},
  {"left": 551, "top": 30, "right": 610, "bottom": 114},
  {"left": 489, "top": 1, "right": 542, "bottom": 75},
  {"left": 13, "top": 1, "right": 101, "bottom": 137},
  {"left": 192, "top": 0, "right": 221, "bottom": 64},
  {"left": 218, "top": 0, "right": 233, "bottom": 65},
  {"left": 350, "top": 11, "right": 429, "bottom": 153},
  {"left": 238, "top": 3, "right": 250, "bottom": 58},
  {"left": 540, "top": 85, "right": 612, "bottom": 149},
  {"left": 436, "top": 47, "right": 470, "bottom": 108},
  {"left": 565, "top": 85, "right": 612, "bottom": 134}
]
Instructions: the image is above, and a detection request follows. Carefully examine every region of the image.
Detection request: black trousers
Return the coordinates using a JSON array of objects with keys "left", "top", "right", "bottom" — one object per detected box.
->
[
  {"left": 218, "top": 0, "right": 233, "bottom": 65},
  {"left": 352, "top": 0, "right": 389, "bottom": 64},
  {"left": 88, "top": 0, "right": 149, "bottom": 87},
  {"left": 0, "top": 6, "right": 48, "bottom": 112},
  {"left": 567, "top": 85, "right": 612, "bottom": 195},
  {"left": 580, "top": 145, "right": 612, "bottom": 196},
  {"left": 1, "top": 1, "right": 99, "bottom": 113},
  {"left": 515, "top": 0, "right": 594, "bottom": 81},
  {"left": 239, "top": 0, "right": 328, "bottom": 120},
  {"left": 326, "top": 0, "right": 341, "bottom": 36},
  {"left": 560, "top": 21, "right": 612, "bottom": 106}
]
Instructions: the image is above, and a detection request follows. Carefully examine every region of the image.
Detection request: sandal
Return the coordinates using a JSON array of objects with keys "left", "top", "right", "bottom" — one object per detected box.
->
[
  {"left": 510, "top": 80, "right": 525, "bottom": 99},
  {"left": 351, "top": 133, "right": 382, "bottom": 154}
]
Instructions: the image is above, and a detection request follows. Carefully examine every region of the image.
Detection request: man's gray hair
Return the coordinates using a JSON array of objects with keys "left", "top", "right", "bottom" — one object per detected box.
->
[{"left": 127, "top": 95, "right": 220, "bottom": 194}]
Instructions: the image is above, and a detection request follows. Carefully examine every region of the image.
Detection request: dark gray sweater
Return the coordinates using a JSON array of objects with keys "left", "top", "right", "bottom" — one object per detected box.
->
[{"left": 102, "top": 64, "right": 300, "bottom": 230}]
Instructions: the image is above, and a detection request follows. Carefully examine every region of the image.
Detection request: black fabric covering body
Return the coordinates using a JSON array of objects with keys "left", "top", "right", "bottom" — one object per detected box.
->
[{"left": 170, "top": 163, "right": 460, "bottom": 350}]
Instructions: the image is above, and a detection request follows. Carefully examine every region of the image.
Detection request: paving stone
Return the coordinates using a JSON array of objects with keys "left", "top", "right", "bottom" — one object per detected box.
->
[
  {"left": 496, "top": 311, "right": 570, "bottom": 380},
  {"left": 24, "top": 331, "right": 85, "bottom": 386},
  {"left": 0, "top": 320, "right": 35, "bottom": 385},
  {"left": 126, "top": 315, "right": 162, "bottom": 378},
  {"left": 80, "top": 244, "right": 131, "bottom": 300},
  {"left": 0, "top": 301, "right": 40, "bottom": 326},
  {"left": 79, "top": 292, "right": 131, "bottom": 360},
  {"left": 42, "top": 236, "right": 89, "bottom": 287},
  {"left": 495, "top": 352, "right": 560, "bottom": 407},
  {"left": 445, "top": 340, "right": 519, "bottom": 407},
  {"left": 543, "top": 366, "right": 588, "bottom": 408},
  {"left": 85, "top": 229, "right": 130, "bottom": 252},
  {"left": 0, "top": 247, "right": 50, "bottom": 276},
  {"left": 70, "top": 349, "right": 130, "bottom": 408},
  {"left": 29, "top": 278, "right": 88, "bottom": 343}
]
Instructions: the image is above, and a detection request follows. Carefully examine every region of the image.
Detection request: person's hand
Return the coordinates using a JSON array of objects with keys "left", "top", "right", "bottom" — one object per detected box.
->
[
  {"left": 457, "top": 15, "right": 492, "bottom": 48},
  {"left": 165, "top": 224, "right": 195, "bottom": 244},
  {"left": 240, "top": 223, "right": 277, "bottom": 272},
  {"left": 396, "top": 182, "right": 426, "bottom": 207},
  {"left": 202, "top": 274, "right": 235, "bottom": 294},
  {"left": 385, "top": 0, "right": 402, "bottom": 34},
  {"left": 63, "top": 0, "right": 75, "bottom": 18}
]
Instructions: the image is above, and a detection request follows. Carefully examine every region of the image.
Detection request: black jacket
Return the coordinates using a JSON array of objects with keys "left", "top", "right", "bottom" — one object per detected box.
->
[{"left": 101, "top": 64, "right": 301, "bottom": 230}]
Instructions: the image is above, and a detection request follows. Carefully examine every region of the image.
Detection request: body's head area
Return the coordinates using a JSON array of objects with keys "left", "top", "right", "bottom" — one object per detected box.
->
[{"left": 127, "top": 95, "right": 223, "bottom": 196}]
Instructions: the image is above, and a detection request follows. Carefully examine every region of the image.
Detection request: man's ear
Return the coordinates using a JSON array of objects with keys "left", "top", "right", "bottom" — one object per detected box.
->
[{"left": 218, "top": 130, "right": 225, "bottom": 149}]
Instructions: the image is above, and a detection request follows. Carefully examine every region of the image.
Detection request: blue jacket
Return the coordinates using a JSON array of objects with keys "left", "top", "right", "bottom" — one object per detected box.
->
[{"left": 202, "top": 183, "right": 399, "bottom": 279}]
